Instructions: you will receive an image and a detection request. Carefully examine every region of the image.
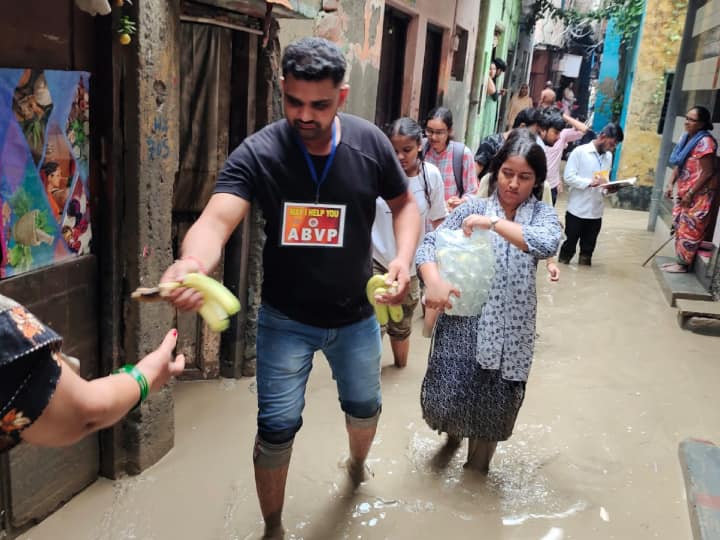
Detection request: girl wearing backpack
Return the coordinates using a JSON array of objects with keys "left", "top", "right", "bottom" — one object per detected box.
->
[{"left": 424, "top": 107, "right": 478, "bottom": 210}]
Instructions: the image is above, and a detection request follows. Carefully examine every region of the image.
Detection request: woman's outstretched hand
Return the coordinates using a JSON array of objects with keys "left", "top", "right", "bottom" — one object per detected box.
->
[{"left": 137, "top": 329, "right": 186, "bottom": 392}]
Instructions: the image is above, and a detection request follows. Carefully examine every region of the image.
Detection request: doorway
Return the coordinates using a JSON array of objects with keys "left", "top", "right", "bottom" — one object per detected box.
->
[
  {"left": 375, "top": 6, "right": 409, "bottom": 131},
  {"left": 173, "top": 14, "right": 257, "bottom": 379},
  {"left": 419, "top": 24, "right": 443, "bottom": 125}
]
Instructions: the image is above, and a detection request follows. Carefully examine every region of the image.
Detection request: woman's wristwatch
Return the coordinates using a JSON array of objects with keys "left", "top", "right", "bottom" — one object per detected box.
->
[{"left": 489, "top": 215, "right": 501, "bottom": 231}]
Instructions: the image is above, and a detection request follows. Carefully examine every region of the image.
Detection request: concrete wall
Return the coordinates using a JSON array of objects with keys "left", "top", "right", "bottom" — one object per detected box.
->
[
  {"left": 613, "top": 0, "right": 686, "bottom": 210},
  {"left": 279, "top": 0, "right": 481, "bottom": 128},
  {"left": 433, "top": 0, "right": 481, "bottom": 140},
  {"left": 279, "top": 0, "right": 384, "bottom": 121}
]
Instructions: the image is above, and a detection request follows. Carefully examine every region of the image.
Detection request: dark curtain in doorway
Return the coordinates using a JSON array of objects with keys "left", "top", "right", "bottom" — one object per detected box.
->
[{"left": 174, "top": 23, "right": 232, "bottom": 213}]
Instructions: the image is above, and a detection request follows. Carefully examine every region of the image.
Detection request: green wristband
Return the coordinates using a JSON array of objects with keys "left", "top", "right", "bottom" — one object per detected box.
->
[{"left": 114, "top": 365, "right": 149, "bottom": 409}]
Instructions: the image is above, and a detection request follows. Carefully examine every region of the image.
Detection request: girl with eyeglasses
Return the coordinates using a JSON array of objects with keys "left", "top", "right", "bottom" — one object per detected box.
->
[{"left": 423, "top": 107, "right": 478, "bottom": 211}]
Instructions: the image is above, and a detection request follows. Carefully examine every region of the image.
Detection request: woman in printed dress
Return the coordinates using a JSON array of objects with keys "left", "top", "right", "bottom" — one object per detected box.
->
[
  {"left": 417, "top": 130, "right": 561, "bottom": 472},
  {"left": 424, "top": 107, "right": 479, "bottom": 211},
  {"left": 663, "top": 106, "right": 718, "bottom": 273},
  {"left": 0, "top": 294, "right": 184, "bottom": 452}
]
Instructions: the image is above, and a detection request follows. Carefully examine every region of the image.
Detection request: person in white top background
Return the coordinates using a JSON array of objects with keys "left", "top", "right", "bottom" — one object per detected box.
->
[
  {"left": 537, "top": 107, "right": 590, "bottom": 206},
  {"left": 558, "top": 123, "right": 624, "bottom": 266},
  {"left": 372, "top": 117, "right": 447, "bottom": 367}
]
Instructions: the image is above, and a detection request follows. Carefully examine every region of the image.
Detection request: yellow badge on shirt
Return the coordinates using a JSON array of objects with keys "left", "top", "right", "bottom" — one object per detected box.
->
[{"left": 281, "top": 202, "right": 346, "bottom": 247}]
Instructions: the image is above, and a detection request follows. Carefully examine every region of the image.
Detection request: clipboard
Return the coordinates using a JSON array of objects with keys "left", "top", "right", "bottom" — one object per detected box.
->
[{"left": 599, "top": 176, "right": 637, "bottom": 188}]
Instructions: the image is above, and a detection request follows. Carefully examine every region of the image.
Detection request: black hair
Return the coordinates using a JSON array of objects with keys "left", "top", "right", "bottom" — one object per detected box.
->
[
  {"left": 281, "top": 37, "right": 347, "bottom": 85},
  {"left": 599, "top": 123, "right": 625, "bottom": 142},
  {"left": 513, "top": 107, "right": 540, "bottom": 129},
  {"left": 539, "top": 109, "right": 566, "bottom": 132},
  {"left": 689, "top": 105, "right": 714, "bottom": 131},
  {"left": 42, "top": 161, "right": 59, "bottom": 176},
  {"left": 389, "top": 117, "right": 431, "bottom": 206},
  {"left": 488, "top": 129, "right": 547, "bottom": 201},
  {"left": 492, "top": 58, "right": 507, "bottom": 72},
  {"left": 426, "top": 107, "right": 453, "bottom": 130}
]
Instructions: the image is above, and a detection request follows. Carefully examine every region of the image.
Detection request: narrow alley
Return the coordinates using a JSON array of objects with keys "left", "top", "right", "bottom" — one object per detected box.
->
[{"left": 16, "top": 207, "right": 719, "bottom": 540}]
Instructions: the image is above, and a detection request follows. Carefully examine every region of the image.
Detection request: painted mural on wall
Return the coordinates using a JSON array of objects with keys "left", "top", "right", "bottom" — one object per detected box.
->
[{"left": 0, "top": 69, "right": 92, "bottom": 278}]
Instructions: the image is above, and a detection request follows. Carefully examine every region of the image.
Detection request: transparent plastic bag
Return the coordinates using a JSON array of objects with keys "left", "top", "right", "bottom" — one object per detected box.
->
[{"left": 435, "top": 228, "right": 495, "bottom": 316}]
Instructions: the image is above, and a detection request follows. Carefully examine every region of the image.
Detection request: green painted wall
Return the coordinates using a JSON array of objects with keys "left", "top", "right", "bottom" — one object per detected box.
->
[{"left": 466, "top": 0, "right": 522, "bottom": 150}]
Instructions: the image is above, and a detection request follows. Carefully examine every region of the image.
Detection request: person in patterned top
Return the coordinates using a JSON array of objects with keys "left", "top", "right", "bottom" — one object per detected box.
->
[
  {"left": 417, "top": 130, "right": 561, "bottom": 472},
  {"left": 662, "top": 105, "right": 718, "bottom": 273},
  {"left": 423, "top": 107, "right": 479, "bottom": 211},
  {"left": 0, "top": 294, "right": 184, "bottom": 452}
]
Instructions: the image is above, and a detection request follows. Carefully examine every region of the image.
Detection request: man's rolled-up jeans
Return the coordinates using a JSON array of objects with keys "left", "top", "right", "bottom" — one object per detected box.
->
[{"left": 255, "top": 303, "right": 382, "bottom": 445}]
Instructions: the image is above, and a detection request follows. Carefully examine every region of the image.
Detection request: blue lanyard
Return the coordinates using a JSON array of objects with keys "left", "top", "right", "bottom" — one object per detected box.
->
[
  {"left": 297, "top": 121, "right": 337, "bottom": 203},
  {"left": 594, "top": 151, "right": 604, "bottom": 169}
]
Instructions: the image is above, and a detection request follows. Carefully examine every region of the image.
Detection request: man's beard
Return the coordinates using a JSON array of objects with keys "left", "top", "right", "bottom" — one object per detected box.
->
[{"left": 292, "top": 120, "right": 323, "bottom": 140}]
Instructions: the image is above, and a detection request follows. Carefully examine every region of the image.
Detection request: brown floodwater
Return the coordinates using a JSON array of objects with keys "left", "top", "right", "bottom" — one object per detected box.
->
[{"left": 18, "top": 207, "right": 720, "bottom": 539}]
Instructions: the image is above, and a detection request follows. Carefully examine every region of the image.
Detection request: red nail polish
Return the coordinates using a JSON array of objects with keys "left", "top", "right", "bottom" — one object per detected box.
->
[{"left": 172, "top": 329, "right": 177, "bottom": 337}]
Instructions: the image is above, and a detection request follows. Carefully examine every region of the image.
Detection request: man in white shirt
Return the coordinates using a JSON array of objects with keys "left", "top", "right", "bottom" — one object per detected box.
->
[{"left": 558, "top": 123, "right": 624, "bottom": 266}]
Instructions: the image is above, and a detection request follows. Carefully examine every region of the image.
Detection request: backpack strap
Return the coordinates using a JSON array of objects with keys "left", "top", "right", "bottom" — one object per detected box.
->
[{"left": 452, "top": 141, "right": 465, "bottom": 197}]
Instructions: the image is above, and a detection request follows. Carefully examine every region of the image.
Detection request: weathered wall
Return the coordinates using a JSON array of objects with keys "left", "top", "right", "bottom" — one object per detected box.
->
[
  {"left": 445, "top": 0, "right": 482, "bottom": 141},
  {"left": 614, "top": 0, "right": 687, "bottom": 211},
  {"left": 278, "top": 1, "right": 384, "bottom": 121},
  {"left": 390, "top": 0, "right": 454, "bottom": 123},
  {"left": 115, "top": 0, "right": 181, "bottom": 475},
  {"left": 316, "top": 1, "right": 384, "bottom": 120}
]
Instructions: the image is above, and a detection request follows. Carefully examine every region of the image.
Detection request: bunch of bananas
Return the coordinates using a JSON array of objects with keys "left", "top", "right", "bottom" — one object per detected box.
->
[
  {"left": 366, "top": 274, "right": 403, "bottom": 326},
  {"left": 159, "top": 273, "right": 241, "bottom": 333}
]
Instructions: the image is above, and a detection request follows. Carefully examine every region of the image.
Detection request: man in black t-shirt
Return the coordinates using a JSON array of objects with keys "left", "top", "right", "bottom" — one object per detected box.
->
[{"left": 161, "top": 37, "right": 420, "bottom": 538}]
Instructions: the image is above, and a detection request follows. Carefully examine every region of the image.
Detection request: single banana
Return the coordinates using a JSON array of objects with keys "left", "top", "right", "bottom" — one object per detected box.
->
[
  {"left": 182, "top": 273, "right": 241, "bottom": 316},
  {"left": 199, "top": 299, "right": 230, "bottom": 332}
]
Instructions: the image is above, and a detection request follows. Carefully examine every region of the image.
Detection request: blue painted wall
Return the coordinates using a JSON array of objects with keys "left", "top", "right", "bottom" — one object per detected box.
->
[
  {"left": 612, "top": 8, "right": 646, "bottom": 179},
  {"left": 592, "top": 19, "right": 620, "bottom": 134}
]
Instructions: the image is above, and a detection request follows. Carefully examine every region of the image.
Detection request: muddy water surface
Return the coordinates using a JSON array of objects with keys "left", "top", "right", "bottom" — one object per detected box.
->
[{"left": 19, "top": 208, "right": 719, "bottom": 539}]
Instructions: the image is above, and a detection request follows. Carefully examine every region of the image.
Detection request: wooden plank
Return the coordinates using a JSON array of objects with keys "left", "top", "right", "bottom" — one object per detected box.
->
[
  {"left": 0, "top": 256, "right": 100, "bottom": 529},
  {"left": 677, "top": 299, "right": 720, "bottom": 319},
  {"left": 679, "top": 439, "right": 720, "bottom": 540},
  {"left": 652, "top": 256, "right": 713, "bottom": 307},
  {"left": 8, "top": 438, "right": 99, "bottom": 528},
  {"left": 0, "top": 1, "right": 73, "bottom": 69}
]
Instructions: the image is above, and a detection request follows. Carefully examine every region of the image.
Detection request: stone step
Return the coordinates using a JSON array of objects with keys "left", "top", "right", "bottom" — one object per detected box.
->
[
  {"left": 678, "top": 438, "right": 720, "bottom": 540},
  {"left": 677, "top": 299, "right": 720, "bottom": 319},
  {"left": 653, "top": 256, "right": 713, "bottom": 307},
  {"left": 693, "top": 244, "right": 717, "bottom": 291},
  {"left": 677, "top": 298, "right": 720, "bottom": 336}
]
